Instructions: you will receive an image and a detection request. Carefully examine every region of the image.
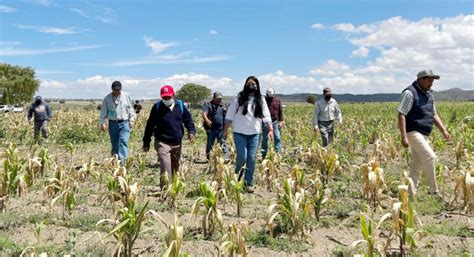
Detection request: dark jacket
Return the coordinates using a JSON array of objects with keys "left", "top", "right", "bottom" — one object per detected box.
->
[
  {"left": 404, "top": 82, "right": 435, "bottom": 135},
  {"left": 143, "top": 100, "right": 196, "bottom": 147},
  {"left": 27, "top": 101, "right": 52, "bottom": 121}
]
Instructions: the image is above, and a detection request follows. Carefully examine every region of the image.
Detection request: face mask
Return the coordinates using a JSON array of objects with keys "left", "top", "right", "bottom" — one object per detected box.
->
[
  {"left": 35, "top": 100, "right": 41, "bottom": 105},
  {"left": 245, "top": 85, "right": 257, "bottom": 93},
  {"left": 324, "top": 95, "right": 332, "bottom": 101},
  {"left": 162, "top": 99, "right": 174, "bottom": 107}
]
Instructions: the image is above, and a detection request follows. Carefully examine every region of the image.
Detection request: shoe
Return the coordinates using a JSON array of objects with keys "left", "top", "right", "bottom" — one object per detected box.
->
[
  {"left": 246, "top": 187, "right": 254, "bottom": 193},
  {"left": 428, "top": 191, "right": 444, "bottom": 202}
]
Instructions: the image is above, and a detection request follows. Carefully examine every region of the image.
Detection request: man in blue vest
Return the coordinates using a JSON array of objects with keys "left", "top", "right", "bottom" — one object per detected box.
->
[
  {"left": 398, "top": 69, "right": 451, "bottom": 197},
  {"left": 202, "top": 91, "right": 228, "bottom": 160},
  {"left": 143, "top": 85, "right": 196, "bottom": 184}
]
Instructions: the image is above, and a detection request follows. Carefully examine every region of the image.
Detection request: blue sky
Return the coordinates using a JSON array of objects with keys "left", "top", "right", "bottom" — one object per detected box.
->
[{"left": 0, "top": 0, "right": 473, "bottom": 99}]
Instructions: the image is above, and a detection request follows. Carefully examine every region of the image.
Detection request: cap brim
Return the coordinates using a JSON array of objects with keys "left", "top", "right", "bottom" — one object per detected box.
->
[{"left": 161, "top": 93, "right": 174, "bottom": 97}]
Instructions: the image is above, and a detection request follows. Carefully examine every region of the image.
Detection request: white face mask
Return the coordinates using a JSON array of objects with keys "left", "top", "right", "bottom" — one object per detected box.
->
[{"left": 162, "top": 99, "right": 174, "bottom": 107}]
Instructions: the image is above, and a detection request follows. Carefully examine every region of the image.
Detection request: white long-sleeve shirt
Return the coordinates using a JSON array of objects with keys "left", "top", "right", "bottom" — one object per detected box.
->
[
  {"left": 312, "top": 98, "right": 342, "bottom": 128},
  {"left": 225, "top": 96, "right": 272, "bottom": 135}
]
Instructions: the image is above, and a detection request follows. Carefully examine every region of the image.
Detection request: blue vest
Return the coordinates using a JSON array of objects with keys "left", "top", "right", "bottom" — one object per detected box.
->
[{"left": 403, "top": 82, "right": 434, "bottom": 135}]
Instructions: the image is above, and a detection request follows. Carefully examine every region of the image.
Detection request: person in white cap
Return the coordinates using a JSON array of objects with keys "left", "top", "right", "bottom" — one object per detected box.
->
[
  {"left": 261, "top": 88, "right": 284, "bottom": 159},
  {"left": 312, "top": 87, "right": 342, "bottom": 147},
  {"left": 398, "top": 69, "right": 451, "bottom": 198}
]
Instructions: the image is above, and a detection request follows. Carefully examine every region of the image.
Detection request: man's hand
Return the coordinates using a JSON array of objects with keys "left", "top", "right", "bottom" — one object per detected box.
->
[
  {"left": 129, "top": 122, "right": 133, "bottom": 129},
  {"left": 268, "top": 130, "right": 274, "bottom": 141},
  {"left": 100, "top": 124, "right": 107, "bottom": 132},
  {"left": 401, "top": 136, "right": 409, "bottom": 148},
  {"left": 205, "top": 119, "right": 212, "bottom": 128},
  {"left": 189, "top": 133, "right": 195, "bottom": 143},
  {"left": 143, "top": 147, "right": 149, "bottom": 152},
  {"left": 442, "top": 130, "right": 451, "bottom": 141},
  {"left": 278, "top": 121, "right": 283, "bottom": 129},
  {"left": 313, "top": 126, "right": 319, "bottom": 133}
]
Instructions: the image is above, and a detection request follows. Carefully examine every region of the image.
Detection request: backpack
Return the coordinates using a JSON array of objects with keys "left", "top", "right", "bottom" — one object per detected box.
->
[{"left": 155, "top": 99, "right": 184, "bottom": 113}]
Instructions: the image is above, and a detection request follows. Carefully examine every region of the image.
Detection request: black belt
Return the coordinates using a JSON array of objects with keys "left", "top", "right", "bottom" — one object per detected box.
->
[{"left": 110, "top": 119, "right": 127, "bottom": 123}]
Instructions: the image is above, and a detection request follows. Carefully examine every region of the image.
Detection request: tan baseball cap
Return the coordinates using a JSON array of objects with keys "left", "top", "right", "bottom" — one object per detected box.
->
[{"left": 417, "top": 69, "right": 440, "bottom": 80}]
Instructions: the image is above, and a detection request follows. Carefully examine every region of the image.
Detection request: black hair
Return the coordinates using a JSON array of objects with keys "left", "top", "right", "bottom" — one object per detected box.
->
[{"left": 237, "top": 76, "right": 264, "bottom": 118}]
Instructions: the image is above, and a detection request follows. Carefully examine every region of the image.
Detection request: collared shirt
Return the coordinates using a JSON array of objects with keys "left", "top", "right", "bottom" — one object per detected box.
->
[
  {"left": 398, "top": 83, "right": 437, "bottom": 116},
  {"left": 225, "top": 96, "right": 272, "bottom": 135},
  {"left": 99, "top": 91, "right": 136, "bottom": 126},
  {"left": 312, "top": 98, "right": 342, "bottom": 128}
]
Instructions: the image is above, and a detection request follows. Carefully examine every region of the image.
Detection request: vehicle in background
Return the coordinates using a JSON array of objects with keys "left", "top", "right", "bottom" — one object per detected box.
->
[
  {"left": 0, "top": 105, "right": 13, "bottom": 113},
  {"left": 13, "top": 105, "right": 24, "bottom": 113}
]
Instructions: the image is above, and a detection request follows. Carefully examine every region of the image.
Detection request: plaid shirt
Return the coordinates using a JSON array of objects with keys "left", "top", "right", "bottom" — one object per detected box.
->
[{"left": 266, "top": 96, "right": 283, "bottom": 122}]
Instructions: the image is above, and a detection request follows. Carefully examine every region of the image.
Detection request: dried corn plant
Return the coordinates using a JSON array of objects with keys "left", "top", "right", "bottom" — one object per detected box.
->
[
  {"left": 191, "top": 181, "right": 225, "bottom": 237},
  {"left": 258, "top": 156, "right": 279, "bottom": 192},
  {"left": 218, "top": 222, "right": 248, "bottom": 257},
  {"left": 452, "top": 164, "right": 474, "bottom": 213},
  {"left": 97, "top": 175, "right": 148, "bottom": 257},
  {"left": 360, "top": 160, "right": 386, "bottom": 209},
  {"left": 304, "top": 144, "right": 339, "bottom": 185},
  {"left": 351, "top": 212, "right": 391, "bottom": 257},
  {"left": 267, "top": 178, "right": 310, "bottom": 238}
]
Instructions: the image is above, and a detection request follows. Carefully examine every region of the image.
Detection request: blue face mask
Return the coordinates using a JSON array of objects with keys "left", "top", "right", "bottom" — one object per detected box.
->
[{"left": 162, "top": 99, "right": 174, "bottom": 107}]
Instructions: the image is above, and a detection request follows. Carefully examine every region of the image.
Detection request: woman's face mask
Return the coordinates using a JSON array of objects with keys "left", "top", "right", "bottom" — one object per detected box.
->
[{"left": 162, "top": 98, "right": 174, "bottom": 107}]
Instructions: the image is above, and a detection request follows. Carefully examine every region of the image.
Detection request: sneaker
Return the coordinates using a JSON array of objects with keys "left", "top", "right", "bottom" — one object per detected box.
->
[{"left": 246, "top": 187, "right": 254, "bottom": 194}]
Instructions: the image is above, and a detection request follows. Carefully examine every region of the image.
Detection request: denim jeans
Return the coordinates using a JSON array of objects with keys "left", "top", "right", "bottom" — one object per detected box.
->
[
  {"left": 318, "top": 120, "right": 334, "bottom": 147},
  {"left": 234, "top": 132, "right": 259, "bottom": 186},
  {"left": 206, "top": 128, "right": 229, "bottom": 159},
  {"left": 108, "top": 120, "right": 130, "bottom": 161},
  {"left": 261, "top": 121, "right": 281, "bottom": 159}
]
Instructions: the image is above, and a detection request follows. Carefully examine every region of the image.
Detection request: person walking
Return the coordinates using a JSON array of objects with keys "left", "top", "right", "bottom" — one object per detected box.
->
[
  {"left": 261, "top": 88, "right": 284, "bottom": 159},
  {"left": 224, "top": 76, "right": 273, "bottom": 193},
  {"left": 312, "top": 87, "right": 342, "bottom": 147},
  {"left": 99, "top": 81, "right": 136, "bottom": 162},
  {"left": 133, "top": 100, "right": 143, "bottom": 115},
  {"left": 398, "top": 69, "right": 451, "bottom": 197},
  {"left": 142, "top": 85, "right": 196, "bottom": 183},
  {"left": 202, "top": 91, "right": 229, "bottom": 160},
  {"left": 27, "top": 95, "right": 52, "bottom": 142}
]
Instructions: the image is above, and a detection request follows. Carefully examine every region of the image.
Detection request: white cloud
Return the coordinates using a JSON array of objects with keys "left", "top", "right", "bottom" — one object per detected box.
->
[
  {"left": 105, "top": 54, "right": 231, "bottom": 67},
  {"left": 209, "top": 30, "right": 218, "bottom": 35},
  {"left": 0, "top": 5, "right": 16, "bottom": 12},
  {"left": 258, "top": 70, "right": 321, "bottom": 94},
  {"left": 38, "top": 74, "right": 236, "bottom": 99},
  {"left": 144, "top": 36, "right": 176, "bottom": 54},
  {"left": 317, "top": 14, "right": 474, "bottom": 93},
  {"left": 310, "top": 60, "right": 351, "bottom": 77},
  {"left": 15, "top": 24, "right": 91, "bottom": 35},
  {"left": 311, "top": 23, "right": 324, "bottom": 29},
  {"left": 0, "top": 44, "right": 101, "bottom": 56},
  {"left": 352, "top": 46, "right": 369, "bottom": 57},
  {"left": 70, "top": 7, "right": 117, "bottom": 23},
  {"left": 25, "top": 0, "right": 54, "bottom": 6}
]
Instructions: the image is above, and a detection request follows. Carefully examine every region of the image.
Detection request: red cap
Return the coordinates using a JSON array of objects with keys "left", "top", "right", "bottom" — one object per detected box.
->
[{"left": 160, "top": 85, "right": 175, "bottom": 97}]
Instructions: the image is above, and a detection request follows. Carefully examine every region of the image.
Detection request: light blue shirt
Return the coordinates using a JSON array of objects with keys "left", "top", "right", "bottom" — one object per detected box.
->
[{"left": 99, "top": 91, "right": 135, "bottom": 126}]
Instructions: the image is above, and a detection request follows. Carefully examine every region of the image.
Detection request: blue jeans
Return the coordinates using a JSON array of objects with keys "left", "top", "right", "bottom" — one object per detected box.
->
[
  {"left": 261, "top": 121, "right": 281, "bottom": 159},
  {"left": 108, "top": 120, "right": 130, "bottom": 161},
  {"left": 206, "top": 128, "right": 228, "bottom": 159},
  {"left": 234, "top": 132, "right": 259, "bottom": 186}
]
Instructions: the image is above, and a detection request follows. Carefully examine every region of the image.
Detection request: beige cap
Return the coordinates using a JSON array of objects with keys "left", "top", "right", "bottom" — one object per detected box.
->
[{"left": 417, "top": 69, "right": 440, "bottom": 80}]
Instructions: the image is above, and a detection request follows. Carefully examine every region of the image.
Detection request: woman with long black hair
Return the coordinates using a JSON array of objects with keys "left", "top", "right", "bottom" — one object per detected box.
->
[{"left": 224, "top": 76, "right": 273, "bottom": 193}]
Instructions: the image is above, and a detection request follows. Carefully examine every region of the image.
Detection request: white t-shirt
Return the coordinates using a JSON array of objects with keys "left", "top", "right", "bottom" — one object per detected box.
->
[{"left": 225, "top": 96, "right": 272, "bottom": 135}]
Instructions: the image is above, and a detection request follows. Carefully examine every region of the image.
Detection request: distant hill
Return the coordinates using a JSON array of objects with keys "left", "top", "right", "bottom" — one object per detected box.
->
[{"left": 277, "top": 88, "right": 474, "bottom": 103}]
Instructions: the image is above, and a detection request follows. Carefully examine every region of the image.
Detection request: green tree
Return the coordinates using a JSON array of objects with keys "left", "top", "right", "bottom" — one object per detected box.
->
[
  {"left": 0, "top": 63, "right": 40, "bottom": 104},
  {"left": 306, "top": 95, "right": 316, "bottom": 105},
  {"left": 176, "top": 83, "right": 211, "bottom": 107}
]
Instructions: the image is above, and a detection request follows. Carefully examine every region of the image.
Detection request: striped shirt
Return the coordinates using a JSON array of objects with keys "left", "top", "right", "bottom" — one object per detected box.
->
[
  {"left": 312, "top": 98, "right": 342, "bottom": 128},
  {"left": 99, "top": 91, "right": 136, "bottom": 126},
  {"left": 398, "top": 85, "right": 437, "bottom": 116}
]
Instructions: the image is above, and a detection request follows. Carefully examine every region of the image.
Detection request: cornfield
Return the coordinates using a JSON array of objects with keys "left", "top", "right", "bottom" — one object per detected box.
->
[{"left": 0, "top": 101, "right": 472, "bottom": 255}]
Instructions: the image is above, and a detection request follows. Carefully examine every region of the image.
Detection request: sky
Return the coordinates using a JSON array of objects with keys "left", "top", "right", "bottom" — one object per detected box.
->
[{"left": 0, "top": 0, "right": 473, "bottom": 99}]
